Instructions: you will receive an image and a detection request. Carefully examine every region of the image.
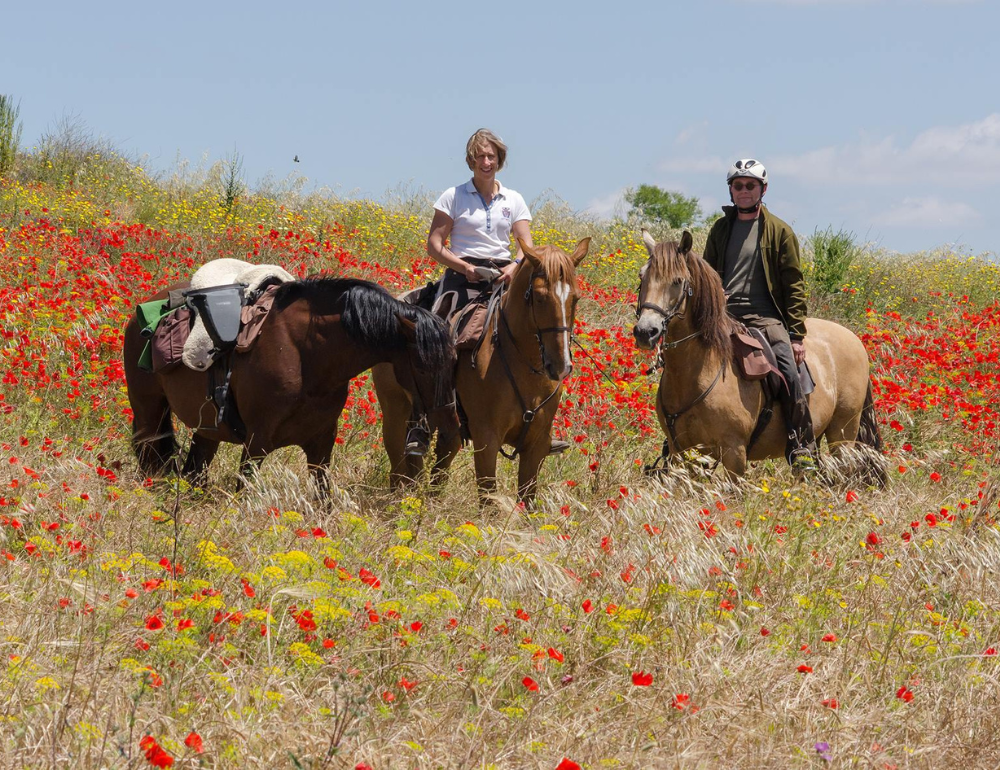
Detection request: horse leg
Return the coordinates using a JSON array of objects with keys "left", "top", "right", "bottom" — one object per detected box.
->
[
  {"left": 719, "top": 444, "right": 748, "bottom": 482},
  {"left": 372, "top": 363, "right": 421, "bottom": 488},
  {"left": 516, "top": 436, "right": 550, "bottom": 508},
  {"left": 471, "top": 437, "right": 501, "bottom": 503},
  {"left": 430, "top": 426, "right": 461, "bottom": 491},
  {"left": 303, "top": 441, "right": 335, "bottom": 505},
  {"left": 182, "top": 433, "right": 220, "bottom": 488},
  {"left": 236, "top": 446, "right": 263, "bottom": 490},
  {"left": 129, "top": 387, "right": 177, "bottom": 478}
]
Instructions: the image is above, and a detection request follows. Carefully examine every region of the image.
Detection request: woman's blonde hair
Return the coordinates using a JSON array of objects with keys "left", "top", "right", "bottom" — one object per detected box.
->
[{"left": 465, "top": 128, "right": 507, "bottom": 172}]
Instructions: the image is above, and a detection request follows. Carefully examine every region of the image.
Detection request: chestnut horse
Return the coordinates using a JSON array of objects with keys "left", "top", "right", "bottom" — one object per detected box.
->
[
  {"left": 123, "top": 277, "right": 459, "bottom": 494},
  {"left": 372, "top": 238, "right": 590, "bottom": 504},
  {"left": 633, "top": 231, "right": 884, "bottom": 484}
]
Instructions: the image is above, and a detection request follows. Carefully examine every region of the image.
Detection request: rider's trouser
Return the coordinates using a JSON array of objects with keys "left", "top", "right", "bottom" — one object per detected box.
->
[{"left": 740, "top": 316, "right": 819, "bottom": 464}]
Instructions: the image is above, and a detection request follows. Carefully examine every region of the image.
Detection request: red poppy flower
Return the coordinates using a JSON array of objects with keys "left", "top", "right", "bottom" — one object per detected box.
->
[
  {"left": 184, "top": 732, "right": 203, "bottom": 753},
  {"left": 797, "top": 664, "right": 813, "bottom": 674},
  {"left": 556, "top": 759, "right": 581, "bottom": 770},
  {"left": 632, "top": 671, "right": 653, "bottom": 686},
  {"left": 522, "top": 676, "right": 539, "bottom": 691}
]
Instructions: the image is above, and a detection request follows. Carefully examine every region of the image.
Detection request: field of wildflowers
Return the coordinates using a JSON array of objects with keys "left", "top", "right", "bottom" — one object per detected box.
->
[{"left": 2, "top": 155, "right": 1000, "bottom": 769}]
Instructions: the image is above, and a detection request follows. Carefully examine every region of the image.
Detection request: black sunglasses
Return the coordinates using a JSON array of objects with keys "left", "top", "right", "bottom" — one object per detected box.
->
[{"left": 731, "top": 181, "right": 759, "bottom": 192}]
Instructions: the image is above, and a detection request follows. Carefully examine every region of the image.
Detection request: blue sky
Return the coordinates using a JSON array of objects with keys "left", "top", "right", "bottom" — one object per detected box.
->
[{"left": 3, "top": 0, "right": 997, "bottom": 255}]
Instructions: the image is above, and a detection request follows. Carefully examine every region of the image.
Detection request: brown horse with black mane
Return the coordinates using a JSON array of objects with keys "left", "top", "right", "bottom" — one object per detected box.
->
[
  {"left": 634, "top": 231, "right": 884, "bottom": 484},
  {"left": 373, "top": 238, "right": 590, "bottom": 505},
  {"left": 123, "top": 276, "right": 459, "bottom": 495}
]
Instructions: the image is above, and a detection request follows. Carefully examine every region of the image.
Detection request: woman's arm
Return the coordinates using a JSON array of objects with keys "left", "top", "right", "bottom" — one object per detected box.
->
[{"left": 428, "top": 210, "right": 478, "bottom": 281}]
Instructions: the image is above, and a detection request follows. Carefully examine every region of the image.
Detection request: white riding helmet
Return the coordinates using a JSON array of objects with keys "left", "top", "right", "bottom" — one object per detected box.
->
[{"left": 727, "top": 158, "right": 768, "bottom": 185}]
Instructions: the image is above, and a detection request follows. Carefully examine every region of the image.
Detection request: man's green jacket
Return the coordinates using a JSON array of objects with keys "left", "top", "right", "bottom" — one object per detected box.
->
[{"left": 702, "top": 205, "right": 808, "bottom": 340}]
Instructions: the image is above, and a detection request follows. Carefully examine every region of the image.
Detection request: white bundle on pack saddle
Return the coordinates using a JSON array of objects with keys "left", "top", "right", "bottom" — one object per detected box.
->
[{"left": 182, "top": 258, "right": 294, "bottom": 370}]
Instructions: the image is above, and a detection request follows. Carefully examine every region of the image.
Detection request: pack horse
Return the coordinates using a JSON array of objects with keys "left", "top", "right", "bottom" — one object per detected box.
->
[{"left": 123, "top": 261, "right": 459, "bottom": 496}]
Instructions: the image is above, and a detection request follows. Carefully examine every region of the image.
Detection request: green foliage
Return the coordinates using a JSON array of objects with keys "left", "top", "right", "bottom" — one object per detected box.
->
[
  {"left": 0, "top": 94, "right": 22, "bottom": 177},
  {"left": 625, "top": 184, "right": 702, "bottom": 228},
  {"left": 219, "top": 149, "right": 246, "bottom": 216},
  {"left": 809, "top": 227, "right": 858, "bottom": 294}
]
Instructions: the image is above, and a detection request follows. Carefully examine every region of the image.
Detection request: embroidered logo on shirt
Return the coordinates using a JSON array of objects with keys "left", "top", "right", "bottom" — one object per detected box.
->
[{"left": 502, "top": 207, "right": 511, "bottom": 219}]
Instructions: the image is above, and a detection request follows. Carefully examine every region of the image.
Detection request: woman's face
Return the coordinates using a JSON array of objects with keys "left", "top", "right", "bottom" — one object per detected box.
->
[{"left": 472, "top": 143, "right": 499, "bottom": 177}]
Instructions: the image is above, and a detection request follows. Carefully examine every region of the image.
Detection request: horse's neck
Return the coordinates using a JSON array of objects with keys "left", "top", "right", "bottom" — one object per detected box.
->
[
  {"left": 659, "top": 318, "right": 726, "bottom": 400},
  {"left": 485, "top": 289, "right": 542, "bottom": 370}
]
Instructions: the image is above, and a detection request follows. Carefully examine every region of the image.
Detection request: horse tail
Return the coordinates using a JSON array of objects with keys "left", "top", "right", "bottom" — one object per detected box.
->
[{"left": 856, "top": 379, "right": 887, "bottom": 487}]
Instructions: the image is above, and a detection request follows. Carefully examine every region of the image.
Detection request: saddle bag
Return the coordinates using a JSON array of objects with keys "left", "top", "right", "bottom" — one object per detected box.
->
[
  {"left": 150, "top": 305, "right": 193, "bottom": 372},
  {"left": 732, "top": 327, "right": 771, "bottom": 381}
]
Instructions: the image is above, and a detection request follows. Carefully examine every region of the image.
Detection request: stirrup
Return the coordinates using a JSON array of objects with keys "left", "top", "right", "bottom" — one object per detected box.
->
[
  {"left": 404, "top": 426, "right": 430, "bottom": 457},
  {"left": 547, "top": 439, "right": 571, "bottom": 457}
]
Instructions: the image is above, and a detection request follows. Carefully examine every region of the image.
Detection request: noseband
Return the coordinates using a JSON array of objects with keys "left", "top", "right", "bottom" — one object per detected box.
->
[{"left": 636, "top": 278, "right": 692, "bottom": 324}]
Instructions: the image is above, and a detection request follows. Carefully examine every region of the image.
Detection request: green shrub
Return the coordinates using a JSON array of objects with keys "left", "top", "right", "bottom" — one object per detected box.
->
[
  {"left": 809, "top": 226, "right": 858, "bottom": 294},
  {"left": 0, "top": 94, "right": 22, "bottom": 177}
]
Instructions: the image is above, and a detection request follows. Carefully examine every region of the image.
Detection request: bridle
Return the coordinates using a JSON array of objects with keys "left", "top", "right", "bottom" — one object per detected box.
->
[
  {"left": 636, "top": 276, "right": 693, "bottom": 326},
  {"left": 494, "top": 268, "right": 575, "bottom": 377},
  {"left": 635, "top": 267, "right": 723, "bottom": 461},
  {"left": 491, "top": 266, "right": 576, "bottom": 459}
]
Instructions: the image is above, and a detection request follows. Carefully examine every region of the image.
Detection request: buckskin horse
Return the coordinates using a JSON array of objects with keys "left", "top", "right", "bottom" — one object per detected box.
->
[
  {"left": 372, "top": 238, "right": 590, "bottom": 505},
  {"left": 633, "top": 231, "right": 884, "bottom": 484},
  {"left": 122, "top": 276, "right": 459, "bottom": 496}
]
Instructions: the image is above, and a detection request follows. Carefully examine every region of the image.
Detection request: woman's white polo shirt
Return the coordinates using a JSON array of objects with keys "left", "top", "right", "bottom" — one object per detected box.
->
[{"left": 433, "top": 180, "right": 531, "bottom": 262}]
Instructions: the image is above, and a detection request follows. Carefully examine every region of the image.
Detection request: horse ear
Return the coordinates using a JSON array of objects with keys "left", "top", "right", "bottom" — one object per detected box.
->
[
  {"left": 680, "top": 230, "right": 694, "bottom": 255},
  {"left": 397, "top": 313, "right": 418, "bottom": 343},
  {"left": 570, "top": 237, "right": 591, "bottom": 266},
  {"left": 641, "top": 229, "right": 657, "bottom": 256},
  {"left": 517, "top": 238, "right": 541, "bottom": 266}
]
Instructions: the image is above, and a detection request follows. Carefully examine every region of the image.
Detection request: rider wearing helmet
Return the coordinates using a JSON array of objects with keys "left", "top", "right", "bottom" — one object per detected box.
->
[{"left": 702, "top": 158, "right": 818, "bottom": 468}]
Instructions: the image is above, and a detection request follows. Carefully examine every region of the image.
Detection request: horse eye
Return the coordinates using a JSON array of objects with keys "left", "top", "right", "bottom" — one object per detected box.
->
[{"left": 672, "top": 278, "right": 684, "bottom": 286}]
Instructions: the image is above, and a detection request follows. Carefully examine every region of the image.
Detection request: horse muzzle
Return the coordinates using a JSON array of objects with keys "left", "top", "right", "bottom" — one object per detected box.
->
[{"left": 633, "top": 319, "right": 663, "bottom": 350}]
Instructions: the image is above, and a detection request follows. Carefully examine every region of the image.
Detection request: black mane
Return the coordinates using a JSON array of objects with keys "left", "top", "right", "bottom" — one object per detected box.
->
[{"left": 275, "top": 276, "right": 452, "bottom": 371}]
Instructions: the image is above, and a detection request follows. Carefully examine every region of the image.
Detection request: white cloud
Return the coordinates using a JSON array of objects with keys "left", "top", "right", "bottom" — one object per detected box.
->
[
  {"left": 659, "top": 114, "right": 1000, "bottom": 188},
  {"left": 772, "top": 114, "right": 1000, "bottom": 186},
  {"left": 872, "top": 197, "right": 981, "bottom": 227},
  {"left": 585, "top": 188, "right": 627, "bottom": 219}
]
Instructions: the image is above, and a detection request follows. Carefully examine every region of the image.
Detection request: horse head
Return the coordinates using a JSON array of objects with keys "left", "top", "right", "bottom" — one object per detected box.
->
[
  {"left": 395, "top": 310, "right": 460, "bottom": 436},
  {"left": 514, "top": 237, "right": 590, "bottom": 381},
  {"left": 633, "top": 229, "right": 698, "bottom": 349}
]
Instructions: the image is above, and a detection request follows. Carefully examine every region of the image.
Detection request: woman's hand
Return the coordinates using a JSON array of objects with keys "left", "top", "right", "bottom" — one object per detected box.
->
[{"left": 500, "top": 261, "right": 518, "bottom": 284}]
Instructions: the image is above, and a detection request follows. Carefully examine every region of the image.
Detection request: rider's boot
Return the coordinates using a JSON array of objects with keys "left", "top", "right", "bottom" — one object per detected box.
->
[{"left": 782, "top": 390, "right": 819, "bottom": 472}]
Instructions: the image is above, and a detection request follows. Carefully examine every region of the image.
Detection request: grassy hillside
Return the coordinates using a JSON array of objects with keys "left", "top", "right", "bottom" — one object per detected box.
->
[{"left": 1, "top": 151, "right": 1000, "bottom": 769}]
